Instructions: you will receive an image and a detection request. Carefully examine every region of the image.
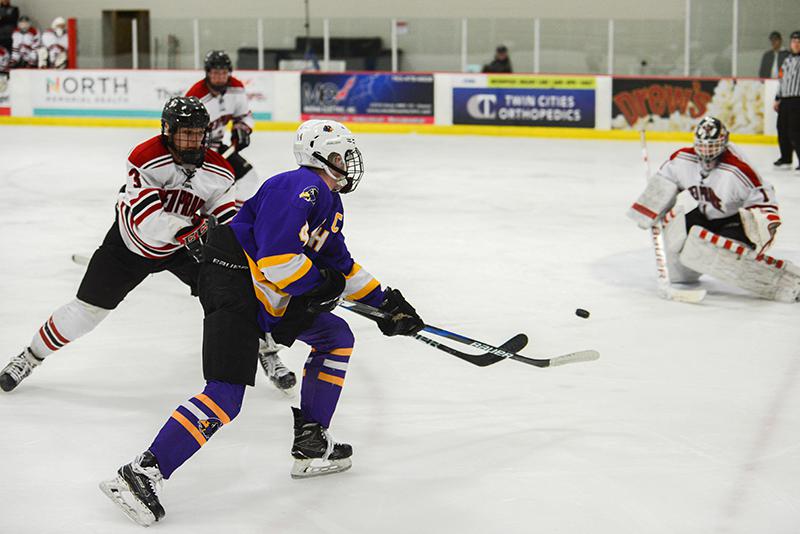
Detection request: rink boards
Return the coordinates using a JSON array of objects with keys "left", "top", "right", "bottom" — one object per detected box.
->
[{"left": 0, "top": 69, "right": 781, "bottom": 143}]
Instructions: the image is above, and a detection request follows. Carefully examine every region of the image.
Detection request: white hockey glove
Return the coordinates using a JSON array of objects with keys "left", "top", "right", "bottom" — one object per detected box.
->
[
  {"left": 627, "top": 174, "right": 679, "bottom": 229},
  {"left": 739, "top": 206, "right": 781, "bottom": 255}
]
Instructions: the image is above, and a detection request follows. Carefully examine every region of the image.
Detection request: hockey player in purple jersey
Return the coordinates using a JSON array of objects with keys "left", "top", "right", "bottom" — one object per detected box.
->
[{"left": 100, "top": 120, "right": 424, "bottom": 526}]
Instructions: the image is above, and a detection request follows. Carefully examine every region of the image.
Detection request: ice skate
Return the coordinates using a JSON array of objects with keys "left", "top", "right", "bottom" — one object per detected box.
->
[
  {"left": 258, "top": 337, "right": 297, "bottom": 394},
  {"left": 99, "top": 451, "right": 165, "bottom": 527},
  {"left": 0, "top": 348, "right": 43, "bottom": 392},
  {"left": 290, "top": 407, "right": 352, "bottom": 479}
]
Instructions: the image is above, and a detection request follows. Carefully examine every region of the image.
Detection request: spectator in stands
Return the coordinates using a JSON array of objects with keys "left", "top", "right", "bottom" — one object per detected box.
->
[
  {"left": 40, "top": 17, "right": 67, "bottom": 68},
  {"left": 0, "top": 0, "right": 19, "bottom": 54},
  {"left": 760, "top": 31, "right": 789, "bottom": 79},
  {"left": 11, "top": 15, "right": 39, "bottom": 68},
  {"left": 482, "top": 45, "right": 512, "bottom": 73}
]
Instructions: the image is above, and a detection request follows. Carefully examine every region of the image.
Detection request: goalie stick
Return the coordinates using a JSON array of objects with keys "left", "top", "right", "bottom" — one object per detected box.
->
[
  {"left": 340, "top": 300, "right": 599, "bottom": 369},
  {"left": 639, "top": 129, "right": 706, "bottom": 304}
]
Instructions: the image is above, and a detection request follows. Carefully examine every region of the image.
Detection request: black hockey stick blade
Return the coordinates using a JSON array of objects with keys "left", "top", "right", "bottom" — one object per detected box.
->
[{"left": 413, "top": 332, "right": 529, "bottom": 367}]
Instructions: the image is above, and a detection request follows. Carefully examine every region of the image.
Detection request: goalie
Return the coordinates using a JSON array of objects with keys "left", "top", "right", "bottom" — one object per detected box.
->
[{"left": 628, "top": 116, "right": 800, "bottom": 303}]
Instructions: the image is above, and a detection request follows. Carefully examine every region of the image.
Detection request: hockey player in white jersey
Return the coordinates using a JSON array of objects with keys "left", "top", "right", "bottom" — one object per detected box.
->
[
  {"left": 185, "top": 49, "right": 297, "bottom": 392},
  {"left": 185, "top": 50, "right": 259, "bottom": 204},
  {"left": 628, "top": 116, "right": 800, "bottom": 302},
  {"left": 0, "top": 97, "right": 239, "bottom": 392},
  {"left": 10, "top": 15, "right": 39, "bottom": 68},
  {"left": 39, "top": 16, "right": 67, "bottom": 68}
]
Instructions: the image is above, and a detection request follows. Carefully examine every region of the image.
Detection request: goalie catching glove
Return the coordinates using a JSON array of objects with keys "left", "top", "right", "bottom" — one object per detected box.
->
[
  {"left": 375, "top": 288, "right": 424, "bottom": 337},
  {"left": 739, "top": 206, "right": 781, "bottom": 254}
]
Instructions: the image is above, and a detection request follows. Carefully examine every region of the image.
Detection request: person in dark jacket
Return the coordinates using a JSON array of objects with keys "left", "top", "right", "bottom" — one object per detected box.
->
[
  {"left": 0, "top": 0, "right": 19, "bottom": 54},
  {"left": 482, "top": 45, "right": 513, "bottom": 73},
  {"left": 759, "top": 31, "right": 789, "bottom": 79}
]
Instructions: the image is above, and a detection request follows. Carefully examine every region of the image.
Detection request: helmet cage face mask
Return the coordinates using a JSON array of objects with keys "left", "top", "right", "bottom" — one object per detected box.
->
[
  {"left": 693, "top": 117, "right": 728, "bottom": 171},
  {"left": 295, "top": 121, "right": 364, "bottom": 194},
  {"left": 161, "top": 97, "right": 210, "bottom": 170},
  {"left": 204, "top": 50, "right": 233, "bottom": 93}
]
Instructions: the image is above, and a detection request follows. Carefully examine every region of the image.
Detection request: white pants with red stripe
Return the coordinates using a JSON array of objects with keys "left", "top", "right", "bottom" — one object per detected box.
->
[{"left": 29, "top": 298, "right": 110, "bottom": 359}]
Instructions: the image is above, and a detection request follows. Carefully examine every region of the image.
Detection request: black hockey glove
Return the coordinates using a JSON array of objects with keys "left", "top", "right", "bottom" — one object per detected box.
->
[
  {"left": 175, "top": 215, "right": 216, "bottom": 263},
  {"left": 376, "top": 288, "right": 424, "bottom": 337},
  {"left": 270, "top": 268, "right": 346, "bottom": 347},
  {"left": 231, "top": 124, "right": 251, "bottom": 151},
  {"left": 303, "top": 268, "right": 346, "bottom": 313}
]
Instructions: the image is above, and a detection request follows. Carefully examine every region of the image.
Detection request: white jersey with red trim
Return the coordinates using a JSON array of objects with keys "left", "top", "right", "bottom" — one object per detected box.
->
[
  {"left": 11, "top": 27, "right": 40, "bottom": 67},
  {"left": 118, "top": 135, "right": 238, "bottom": 260},
  {"left": 185, "top": 77, "right": 254, "bottom": 150},
  {"left": 41, "top": 29, "right": 67, "bottom": 68},
  {"left": 0, "top": 46, "right": 9, "bottom": 73},
  {"left": 656, "top": 144, "right": 778, "bottom": 220}
]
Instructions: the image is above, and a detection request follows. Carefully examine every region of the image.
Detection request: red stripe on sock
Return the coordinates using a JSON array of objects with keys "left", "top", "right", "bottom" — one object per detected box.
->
[
  {"left": 39, "top": 327, "right": 58, "bottom": 351},
  {"left": 48, "top": 317, "right": 69, "bottom": 344}
]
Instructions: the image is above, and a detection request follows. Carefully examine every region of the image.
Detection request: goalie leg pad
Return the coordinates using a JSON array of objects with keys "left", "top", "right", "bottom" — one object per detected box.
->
[
  {"left": 680, "top": 227, "right": 800, "bottom": 302},
  {"left": 661, "top": 207, "right": 701, "bottom": 283},
  {"left": 628, "top": 174, "right": 679, "bottom": 229}
]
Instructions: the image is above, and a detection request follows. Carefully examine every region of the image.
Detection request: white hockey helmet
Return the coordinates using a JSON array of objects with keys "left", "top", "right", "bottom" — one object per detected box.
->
[{"left": 293, "top": 120, "right": 364, "bottom": 193}]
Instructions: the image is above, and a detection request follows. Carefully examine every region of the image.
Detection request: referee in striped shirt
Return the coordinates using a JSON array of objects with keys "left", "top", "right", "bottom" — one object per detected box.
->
[{"left": 774, "top": 31, "right": 800, "bottom": 170}]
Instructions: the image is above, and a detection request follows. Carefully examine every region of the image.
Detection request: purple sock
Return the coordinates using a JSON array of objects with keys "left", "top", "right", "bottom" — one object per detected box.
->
[{"left": 148, "top": 380, "right": 245, "bottom": 479}]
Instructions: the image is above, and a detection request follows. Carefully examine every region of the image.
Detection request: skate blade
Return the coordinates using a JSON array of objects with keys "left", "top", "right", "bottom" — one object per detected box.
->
[
  {"left": 290, "top": 457, "right": 352, "bottom": 479},
  {"left": 99, "top": 476, "right": 157, "bottom": 527}
]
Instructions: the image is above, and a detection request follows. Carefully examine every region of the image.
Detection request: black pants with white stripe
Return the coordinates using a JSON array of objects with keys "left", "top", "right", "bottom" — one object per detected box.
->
[
  {"left": 76, "top": 221, "right": 200, "bottom": 310},
  {"left": 777, "top": 97, "right": 800, "bottom": 164}
]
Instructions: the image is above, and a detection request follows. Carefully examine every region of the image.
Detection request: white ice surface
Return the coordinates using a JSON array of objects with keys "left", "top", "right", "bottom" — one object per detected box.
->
[{"left": 0, "top": 126, "right": 798, "bottom": 534}]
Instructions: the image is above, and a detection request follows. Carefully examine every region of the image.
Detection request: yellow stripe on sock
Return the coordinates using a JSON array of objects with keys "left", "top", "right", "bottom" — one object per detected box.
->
[
  {"left": 194, "top": 394, "right": 232, "bottom": 425},
  {"left": 318, "top": 371, "right": 345, "bottom": 387},
  {"left": 171, "top": 410, "right": 206, "bottom": 446}
]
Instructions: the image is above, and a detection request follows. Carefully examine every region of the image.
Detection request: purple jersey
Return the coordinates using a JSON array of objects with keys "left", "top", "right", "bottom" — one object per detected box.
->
[{"left": 230, "top": 166, "right": 383, "bottom": 332}]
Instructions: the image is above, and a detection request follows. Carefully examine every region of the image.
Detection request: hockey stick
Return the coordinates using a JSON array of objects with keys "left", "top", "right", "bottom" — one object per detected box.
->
[
  {"left": 340, "top": 301, "right": 599, "bottom": 369},
  {"left": 221, "top": 145, "right": 236, "bottom": 159},
  {"left": 639, "top": 129, "right": 706, "bottom": 304}
]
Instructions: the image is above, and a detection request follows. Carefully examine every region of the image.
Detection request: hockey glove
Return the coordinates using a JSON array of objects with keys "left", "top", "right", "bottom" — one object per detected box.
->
[
  {"left": 740, "top": 206, "right": 781, "bottom": 255},
  {"left": 375, "top": 288, "right": 424, "bottom": 337},
  {"left": 231, "top": 124, "right": 251, "bottom": 151},
  {"left": 175, "top": 215, "right": 216, "bottom": 263},
  {"left": 270, "top": 268, "right": 346, "bottom": 347},
  {"left": 304, "top": 268, "right": 346, "bottom": 313}
]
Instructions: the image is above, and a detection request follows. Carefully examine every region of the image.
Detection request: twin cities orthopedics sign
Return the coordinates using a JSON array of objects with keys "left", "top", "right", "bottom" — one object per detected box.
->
[
  {"left": 301, "top": 72, "right": 434, "bottom": 123},
  {"left": 452, "top": 75, "right": 596, "bottom": 127}
]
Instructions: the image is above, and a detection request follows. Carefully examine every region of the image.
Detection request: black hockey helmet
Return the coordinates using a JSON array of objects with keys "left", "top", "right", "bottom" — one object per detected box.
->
[
  {"left": 204, "top": 50, "right": 232, "bottom": 92},
  {"left": 693, "top": 116, "right": 728, "bottom": 169},
  {"left": 161, "top": 96, "right": 210, "bottom": 169}
]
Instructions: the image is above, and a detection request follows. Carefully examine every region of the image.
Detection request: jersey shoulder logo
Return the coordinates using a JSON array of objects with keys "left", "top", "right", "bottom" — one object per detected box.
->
[{"left": 299, "top": 186, "right": 319, "bottom": 204}]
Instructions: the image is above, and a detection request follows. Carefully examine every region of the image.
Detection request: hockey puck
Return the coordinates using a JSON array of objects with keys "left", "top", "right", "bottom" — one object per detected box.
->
[{"left": 575, "top": 308, "right": 590, "bottom": 319}]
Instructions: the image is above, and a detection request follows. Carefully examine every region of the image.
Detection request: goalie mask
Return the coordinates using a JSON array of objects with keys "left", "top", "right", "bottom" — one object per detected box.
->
[
  {"left": 161, "top": 96, "right": 210, "bottom": 170},
  {"left": 693, "top": 116, "right": 729, "bottom": 172},
  {"left": 293, "top": 120, "right": 364, "bottom": 194}
]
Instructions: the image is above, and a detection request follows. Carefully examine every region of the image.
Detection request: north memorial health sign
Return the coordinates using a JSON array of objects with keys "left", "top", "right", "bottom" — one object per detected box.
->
[
  {"left": 452, "top": 75, "right": 595, "bottom": 128},
  {"left": 301, "top": 72, "right": 434, "bottom": 123}
]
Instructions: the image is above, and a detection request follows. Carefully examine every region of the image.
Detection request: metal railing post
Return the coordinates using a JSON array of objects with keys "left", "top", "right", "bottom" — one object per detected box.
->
[
  {"left": 461, "top": 18, "right": 468, "bottom": 72},
  {"left": 534, "top": 18, "right": 540, "bottom": 74},
  {"left": 257, "top": 19, "right": 264, "bottom": 70},
  {"left": 732, "top": 0, "right": 738, "bottom": 76},
  {"left": 131, "top": 18, "right": 138, "bottom": 69},
  {"left": 193, "top": 19, "right": 200, "bottom": 69},
  {"left": 684, "top": 0, "right": 691, "bottom": 75},
  {"left": 391, "top": 19, "right": 398, "bottom": 72},
  {"left": 323, "top": 19, "right": 330, "bottom": 71},
  {"left": 607, "top": 19, "right": 614, "bottom": 75}
]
